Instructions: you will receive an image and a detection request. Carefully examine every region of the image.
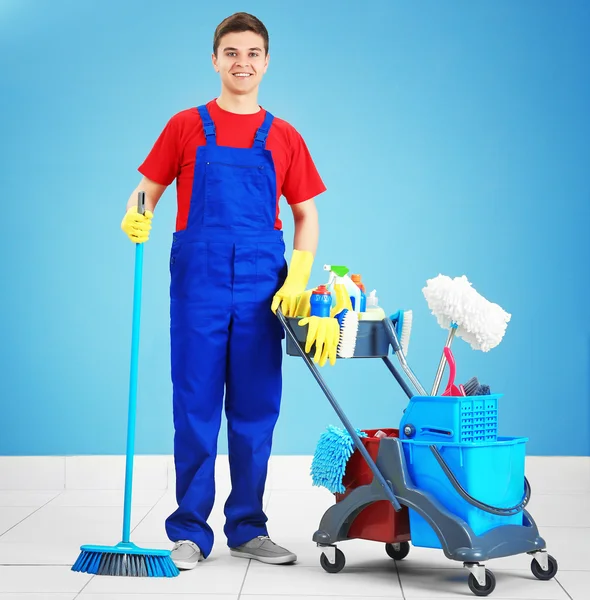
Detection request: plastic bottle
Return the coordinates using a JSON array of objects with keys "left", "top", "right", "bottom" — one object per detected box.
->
[
  {"left": 324, "top": 265, "right": 361, "bottom": 314},
  {"left": 351, "top": 274, "right": 367, "bottom": 312},
  {"left": 367, "top": 289, "right": 378, "bottom": 308},
  {"left": 360, "top": 289, "right": 386, "bottom": 321},
  {"left": 310, "top": 285, "right": 332, "bottom": 317}
]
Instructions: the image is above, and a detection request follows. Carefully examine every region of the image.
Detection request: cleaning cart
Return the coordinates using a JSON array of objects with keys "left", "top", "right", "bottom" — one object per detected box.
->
[{"left": 276, "top": 309, "right": 558, "bottom": 597}]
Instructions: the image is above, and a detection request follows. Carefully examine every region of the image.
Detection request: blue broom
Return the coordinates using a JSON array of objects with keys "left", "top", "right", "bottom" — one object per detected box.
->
[{"left": 72, "top": 192, "right": 178, "bottom": 578}]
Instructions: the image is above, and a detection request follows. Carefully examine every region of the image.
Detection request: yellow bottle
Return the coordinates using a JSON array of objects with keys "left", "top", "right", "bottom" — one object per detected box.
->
[{"left": 330, "top": 283, "right": 353, "bottom": 317}]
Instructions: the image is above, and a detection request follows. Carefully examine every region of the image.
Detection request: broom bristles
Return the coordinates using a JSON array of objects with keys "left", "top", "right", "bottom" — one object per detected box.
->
[{"left": 72, "top": 547, "right": 179, "bottom": 577}]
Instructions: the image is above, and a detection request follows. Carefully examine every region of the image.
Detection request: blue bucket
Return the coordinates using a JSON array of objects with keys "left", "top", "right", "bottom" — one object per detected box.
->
[{"left": 401, "top": 436, "right": 527, "bottom": 549}]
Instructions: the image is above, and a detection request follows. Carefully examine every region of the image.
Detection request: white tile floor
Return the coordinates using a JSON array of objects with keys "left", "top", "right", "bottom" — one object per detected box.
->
[{"left": 0, "top": 456, "right": 588, "bottom": 599}]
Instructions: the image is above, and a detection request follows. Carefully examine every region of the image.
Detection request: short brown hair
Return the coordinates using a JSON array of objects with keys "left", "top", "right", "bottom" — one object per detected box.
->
[{"left": 213, "top": 12, "right": 269, "bottom": 56}]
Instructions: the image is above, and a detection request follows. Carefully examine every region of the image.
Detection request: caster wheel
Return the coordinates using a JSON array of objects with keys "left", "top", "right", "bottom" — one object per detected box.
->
[
  {"left": 320, "top": 548, "right": 345, "bottom": 573},
  {"left": 468, "top": 569, "right": 496, "bottom": 597},
  {"left": 385, "top": 541, "right": 410, "bottom": 560},
  {"left": 531, "top": 555, "right": 558, "bottom": 580}
]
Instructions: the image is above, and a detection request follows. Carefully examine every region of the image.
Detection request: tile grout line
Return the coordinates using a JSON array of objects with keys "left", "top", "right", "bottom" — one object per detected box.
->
[
  {"left": 555, "top": 576, "right": 575, "bottom": 600},
  {"left": 129, "top": 488, "right": 170, "bottom": 535},
  {"left": 394, "top": 558, "right": 407, "bottom": 600},
  {"left": 236, "top": 558, "right": 252, "bottom": 599},
  {"left": 73, "top": 572, "right": 95, "bottom": 599},
  {"left": 44, "top": 489, "right": 67, "bottom": 507},
  {"left": 0, "top": 563, "right": 74, "bottom": 566},
  {"left": 0, "top": 490, "right": 66, "bottom": 539}
]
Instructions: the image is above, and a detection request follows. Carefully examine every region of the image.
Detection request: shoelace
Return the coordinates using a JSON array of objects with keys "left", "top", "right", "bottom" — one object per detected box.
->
[{"left": 256, "top": 535, "right": 277, "bottom": 546}]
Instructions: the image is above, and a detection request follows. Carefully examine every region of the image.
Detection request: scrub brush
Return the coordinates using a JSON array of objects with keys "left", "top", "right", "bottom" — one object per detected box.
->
[
  {"left": 391, "top": 309, "right": 412, "bottom": 356},
  {"left": 336, "top": 309, "right": 358, "bottom": 358},
  {"left": 329, "top": 280, "right": 358, "bottom": 357},
  {"left": 462, "top": 376, "right": 480, "bottom": 396}
]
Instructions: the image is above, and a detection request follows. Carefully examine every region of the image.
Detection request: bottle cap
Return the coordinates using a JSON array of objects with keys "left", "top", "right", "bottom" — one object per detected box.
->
[
  {"left": 351, "top": 274, "right": 366, "bottom": 292},
  {"left": 312, "top": 285, "right": 331, "bottom": 295}
]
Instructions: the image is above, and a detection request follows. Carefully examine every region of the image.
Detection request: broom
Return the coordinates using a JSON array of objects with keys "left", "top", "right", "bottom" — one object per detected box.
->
[{"left": 72, "top": 192, "right": 178, "bottom": 578}]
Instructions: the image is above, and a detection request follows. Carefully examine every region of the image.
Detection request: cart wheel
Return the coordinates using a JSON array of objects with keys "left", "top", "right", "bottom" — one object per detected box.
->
[
  {"left": 468, "top": 569, "right": 496, "bottom": 597},
  {"left": 531, "top": 555, "right": 558, "bottom": 580},
  {"left": 385, "top": 541, "right": 410, "bottom": 560},
  {"left": 320, "top": 548, "right": 345, "bottom": 573}
]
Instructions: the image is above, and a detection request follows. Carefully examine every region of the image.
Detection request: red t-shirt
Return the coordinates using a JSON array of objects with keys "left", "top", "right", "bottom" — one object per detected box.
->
[{"left": 138, "top": 99, "right": 327, "bottom": 231}]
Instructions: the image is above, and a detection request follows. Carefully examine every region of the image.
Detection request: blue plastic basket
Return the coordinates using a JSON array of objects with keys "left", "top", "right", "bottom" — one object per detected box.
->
[
  {"left": 401, "top": 436, "right": 527, "bottom": 549},
  {"left": 286, "top": 317, "right": 390, "bottom": 358},
  {"left": 399, "top": 395, "right": 500, "bottom": 444}
]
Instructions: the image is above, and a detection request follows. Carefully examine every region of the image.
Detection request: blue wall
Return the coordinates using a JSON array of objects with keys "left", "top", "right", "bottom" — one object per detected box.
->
[{"left": 1, "top": 0, "right": 588, "bottom": 456}]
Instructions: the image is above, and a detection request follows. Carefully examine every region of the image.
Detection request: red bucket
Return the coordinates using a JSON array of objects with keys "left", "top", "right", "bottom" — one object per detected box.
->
[{"left": 335, "top": 428, "right": 410, "bottom": 543}]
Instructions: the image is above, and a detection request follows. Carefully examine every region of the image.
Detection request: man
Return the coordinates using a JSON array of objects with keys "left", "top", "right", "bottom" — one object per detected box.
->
[{"left": 120, "top": 13, "right": 327, "bottom": 569}]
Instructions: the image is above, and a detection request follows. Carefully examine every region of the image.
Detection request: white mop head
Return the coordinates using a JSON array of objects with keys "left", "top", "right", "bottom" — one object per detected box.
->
[{"left": 422, "top": 274, "right": 511, "bottom": 352}]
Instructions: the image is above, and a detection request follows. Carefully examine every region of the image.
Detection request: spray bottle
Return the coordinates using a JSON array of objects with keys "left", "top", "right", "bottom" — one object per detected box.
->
[{"left": 324, "top": 265, "right": 361, "bottom": 314}]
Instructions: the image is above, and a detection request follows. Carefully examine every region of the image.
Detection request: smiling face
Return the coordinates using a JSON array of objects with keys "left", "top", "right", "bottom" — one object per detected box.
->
[{"left": 212, "top": 31, "right": 269, "bottom": 97}]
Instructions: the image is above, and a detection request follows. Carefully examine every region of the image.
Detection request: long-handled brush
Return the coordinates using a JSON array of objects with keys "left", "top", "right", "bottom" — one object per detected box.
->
[
  {"left": 391, "top": 309, "right": 412, "bottom": 356},
  {"left": 422, "top": 274, "right": 511, "bottom": 396},
  {"left": 72, "top": 192, "right": 178, "bottom": 578}
]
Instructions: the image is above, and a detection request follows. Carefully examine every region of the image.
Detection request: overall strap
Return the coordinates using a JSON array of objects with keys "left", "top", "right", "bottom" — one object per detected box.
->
[
  {"left": 197, "top": 105, "right": 216, "bottom": 145},
  {"left": 253, "top": 111, "right": 275, "bottom": 148}
]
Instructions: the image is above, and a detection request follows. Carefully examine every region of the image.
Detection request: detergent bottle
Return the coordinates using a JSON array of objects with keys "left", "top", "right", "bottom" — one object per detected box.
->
[
  {"left": 324, "top": 265, "right": 361, "bottom": 314},
  {"left": 351, "top": 274, "right": 367, "bottom": 312},
  {"left": 310, "top": 285, "right": 332, "bottom": 317},
  {"left": 360, "top": 289, "right": 386, "bottom": 320}
]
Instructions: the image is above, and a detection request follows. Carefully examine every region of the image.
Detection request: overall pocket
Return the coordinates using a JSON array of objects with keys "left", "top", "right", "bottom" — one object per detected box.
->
[
  {"left": 204, "top": 161, "right": 272, "bottom": 228},
  {"left": 170, "top": 237, "right": 208, "bottom": 303},
  {"left": 169, "top": 230, "right": 186, "bottom": 269}
]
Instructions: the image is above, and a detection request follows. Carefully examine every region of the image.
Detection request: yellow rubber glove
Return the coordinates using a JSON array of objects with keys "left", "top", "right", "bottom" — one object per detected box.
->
[
  {"left": 121, "top": 206, "right": 154, "bottom": 243},
  {"left": 298, "top": 316, "right": 339, "bottom": 367},
  {"left": 294, "top": 289, "right": 313, "bottom": 318},
  {"left": 271, "top": 249, "right": 313, "bottom": 317}
]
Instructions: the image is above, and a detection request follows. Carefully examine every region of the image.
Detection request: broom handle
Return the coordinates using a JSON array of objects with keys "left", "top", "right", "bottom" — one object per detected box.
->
[
  {"left": 122, "top": 191, "right": 145, "bottom": 543},
  {"left": 430, "top": 325, "right": 456, "bottom": 396}
]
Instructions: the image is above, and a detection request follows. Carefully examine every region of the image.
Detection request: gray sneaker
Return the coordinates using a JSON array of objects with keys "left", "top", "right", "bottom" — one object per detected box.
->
[
  {"left": 230, "top": 535, "right": 297, "bottom": 564},
  {"left": 171, "top": 540, "right": 204, "bottom": 569}
]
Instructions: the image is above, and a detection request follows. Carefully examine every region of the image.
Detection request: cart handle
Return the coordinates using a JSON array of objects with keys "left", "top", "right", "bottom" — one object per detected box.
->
[
  {"left": 430, "top": 445, "right": 531, "bottom": 516},
  {"left": 276, "top": 308, "right": 402, "bottom": 512}
]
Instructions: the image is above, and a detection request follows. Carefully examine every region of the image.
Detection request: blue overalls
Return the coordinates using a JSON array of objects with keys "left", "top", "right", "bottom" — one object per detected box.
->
[{"left": 164, "top": 105, "right": 287, "bottom": 558}]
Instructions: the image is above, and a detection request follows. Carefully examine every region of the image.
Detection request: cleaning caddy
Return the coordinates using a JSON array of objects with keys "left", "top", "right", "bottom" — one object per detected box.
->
[{"left": 277, "top": 273, "right": 558, "bottom": 597}]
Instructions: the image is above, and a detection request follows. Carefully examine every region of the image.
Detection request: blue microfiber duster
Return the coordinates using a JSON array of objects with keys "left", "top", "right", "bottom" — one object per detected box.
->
[{"left": 310, "top": 425, "right": 367, "bottom": 494}]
